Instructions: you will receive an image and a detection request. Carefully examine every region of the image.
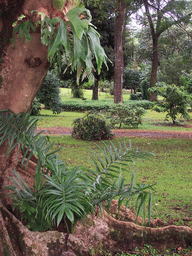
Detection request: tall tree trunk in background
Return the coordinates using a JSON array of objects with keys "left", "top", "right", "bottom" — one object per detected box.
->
[
  {"left": 150, "top": 35, "right": 159, "bottom": 101},
  {"left": 114, "top": 0, "right": 126, "bottom": 103},
  {"left": 92, "top": 74, "right": 100, "bottom": 100}
]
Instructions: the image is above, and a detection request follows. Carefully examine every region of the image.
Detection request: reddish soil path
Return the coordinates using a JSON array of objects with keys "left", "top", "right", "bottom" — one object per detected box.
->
[{"left": 35, "top": 126, "right": 192, "bottom": 139}]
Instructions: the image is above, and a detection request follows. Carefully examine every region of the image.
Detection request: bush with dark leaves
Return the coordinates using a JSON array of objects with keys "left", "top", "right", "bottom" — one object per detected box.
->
[{"left": 72, "top": 112, "right": 114, "bottom": 141}]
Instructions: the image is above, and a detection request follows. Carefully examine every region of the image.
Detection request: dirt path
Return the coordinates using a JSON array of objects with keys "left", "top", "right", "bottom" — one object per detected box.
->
[{"left": 35, "top": 126, "right": 192, "bottom": 139}]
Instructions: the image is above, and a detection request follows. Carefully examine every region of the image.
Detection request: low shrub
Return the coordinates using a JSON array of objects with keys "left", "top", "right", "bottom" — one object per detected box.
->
[
  {"left": 72, "top": 112, "right": 114, "bottom": 141},
  {"left": 123, "top": 69, "right": 141, "bottom": 93},
  {"left": 99, "top": 80, "right": 113, "bottom": 92},
  {"left": 104, "top": 103, "right": 146, "bottom": 128},
  {"left": 61, "top": 100, "right": 153, "bottom": 112},
  {"left": 130, "top": 92, "right": 142, "bottom": 101},
  {"left": 71, "top": 83, "right": 84, "bottom": 98}
]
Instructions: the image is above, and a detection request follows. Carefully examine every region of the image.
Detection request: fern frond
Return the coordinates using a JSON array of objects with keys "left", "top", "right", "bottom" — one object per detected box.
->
[
  {"left": 0, "top": 110, "right": 58, "bottom": 190},
  {"left": 87, "top": 141, "right": 155, "bottom": 222},
  {"left": 89, "top": 141, "right": 153, "bottom": 179}
]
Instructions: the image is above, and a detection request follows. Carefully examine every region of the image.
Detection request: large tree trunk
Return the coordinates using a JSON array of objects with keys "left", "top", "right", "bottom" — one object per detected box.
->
[
  {"left": 150, "top": 35, "right": 159, "bottom": 101},
  {"left": 0, "top": 1, "right": 53, "bottom": 206},
  {"left": 0, "top": 0, "right": 74, "bottom": 215},
  {"left": 114, "top": 0, "right": 126, "bottom": 104},
  {"left": 0, "top": 33, "right": 49, "bottom": 113}
]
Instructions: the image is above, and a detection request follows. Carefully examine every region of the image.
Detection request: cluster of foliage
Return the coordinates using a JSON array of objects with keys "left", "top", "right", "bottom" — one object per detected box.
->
[
  {"left": 0, "top": 111, "right": 154, "bottom": 235},
  {"left": 61, "top": 100, "right": 153, "bottom": 112},
  {"left": 123, "top": 69, "right": 141, "bottom": 94},
  {"left": 151, "top": 83, "right": 191, "bottom": 124},
  {"left": 36, "top": 72, "right": 63, "bottom": 114},
  {"left": 72, "top": 112, "right": 113, "bottom": 141},
  {"left": 31, "top": 98, "right": 41, "bottom": 116},
  {"left": 104, "top": 104, "right": 146, "bottom": 129},
  {"left": 140, "top": 79, "right": 150, "bottom": 100},
  {"left": 181, "top": 72, "right": 192, "bottom": 94},
  {"left": 130, "top": 92, "right": 143, "bottom": 101},
  {"left": 123, "top": 69, "right": 150, "bottom": 101},
  {"left": 156, "top": 27, "right": 192, "bottom": 87},
  {"left": 10, "top": 5, "right": 107, "bottom": 84},
  {"left": 99, "top": 80, "right": 114, "bottom": 95}
]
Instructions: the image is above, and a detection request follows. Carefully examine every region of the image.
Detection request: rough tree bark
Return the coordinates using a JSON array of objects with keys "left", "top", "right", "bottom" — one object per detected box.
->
[{"left": 114, "top": 0, "right": 126, "bottom": 104}]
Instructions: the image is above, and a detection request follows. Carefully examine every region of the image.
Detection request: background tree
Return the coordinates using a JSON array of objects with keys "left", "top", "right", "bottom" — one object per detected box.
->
[
  {"left": 114, "top": 0, "right": 127, "bottom": 103},
  {"left": 131, "top": 22, "right": 192, "bottom": 90},
  {"left": 86, "top": 0, "right": 138, "bottom": 103},
  {"left": 157, "top": 25, "right": 192, "bottom": 86},
  {"left": 138, "top": 0, "right": 192, "bottom": 100},
  {"left": 85, "top": 0, "right": 115, "bottom": 100}
]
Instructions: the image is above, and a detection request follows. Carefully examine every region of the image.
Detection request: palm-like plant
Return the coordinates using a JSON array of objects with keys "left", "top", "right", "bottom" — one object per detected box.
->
[
  {"left": 85, "top": 141, "right": 154, "bottom": 219},
  {"left": 1, "top": 110, "right": 155, "bottom": 236},
  {"left": 39, "top": 161, "right": 93, "bottom": 232}
]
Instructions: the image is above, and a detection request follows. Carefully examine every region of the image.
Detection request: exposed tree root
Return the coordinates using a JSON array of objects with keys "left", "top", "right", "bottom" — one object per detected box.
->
[
  {"left": 0, "top": 210, "right": 16, "bottom": 256},
  {"left": 0, "top": 199, "right": 191, "bottom": 255},
  {"left": 104, "top": 209, "right": 192, "bottom": 249},
  {"left": 0, "top": 202, "right": 89, "bottom": 256}
]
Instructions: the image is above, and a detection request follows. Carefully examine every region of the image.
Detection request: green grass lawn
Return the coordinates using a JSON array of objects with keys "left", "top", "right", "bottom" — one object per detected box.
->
[
  {"left": 35, "top": 89, "right": 192, "bottom": 226},
  {"left": 36, "top": 88, "right": 192, "bottom": 131},
  {"left": 49, "top": 135, "right": 192, "bottom": 227},
  {"left": 59, "top": 88, "right": 131, "bottom": 101},
  {"left": 37, "top": 108, "right": 192, "bottom": 132}
]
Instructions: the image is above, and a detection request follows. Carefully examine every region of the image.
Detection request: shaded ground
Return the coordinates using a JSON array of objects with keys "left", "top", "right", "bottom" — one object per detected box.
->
[{"left": 35, "top": 126, "right": 192, "bottom": 139}]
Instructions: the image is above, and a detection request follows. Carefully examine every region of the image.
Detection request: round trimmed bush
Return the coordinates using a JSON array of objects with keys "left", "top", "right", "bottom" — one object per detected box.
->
[{"left": 72, "top": 113, "right": 114, "bottom": 141}]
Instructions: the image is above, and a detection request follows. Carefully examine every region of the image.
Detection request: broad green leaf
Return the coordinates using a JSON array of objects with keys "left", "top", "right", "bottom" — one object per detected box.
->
[
  {"left": 66, "top": 6, "right": 91, "bottom": 39},
  {"left": 48, "top": 20, "right": 68, "bottom": 60},
  {"left": 65, "top": 208, "right": 75, "bottom": 224},
  {"left": 87, "top": 26, "right": 107, "bottom": 74}
]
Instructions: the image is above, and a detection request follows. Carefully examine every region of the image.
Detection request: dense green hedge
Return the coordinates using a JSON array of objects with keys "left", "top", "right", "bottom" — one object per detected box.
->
[{"left": 61, "top": 100, "right": 153, "bottom": 112}]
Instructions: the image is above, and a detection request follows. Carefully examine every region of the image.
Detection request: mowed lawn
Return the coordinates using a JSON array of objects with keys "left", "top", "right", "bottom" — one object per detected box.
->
[
  {"left": 47, "top": 135, "right": 192, "bottom": 226},
  {"left": 35, "top": 89, "right": 192, "bottom": 226}
]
